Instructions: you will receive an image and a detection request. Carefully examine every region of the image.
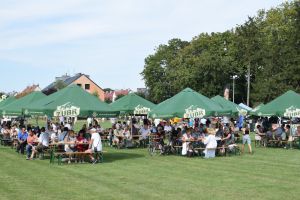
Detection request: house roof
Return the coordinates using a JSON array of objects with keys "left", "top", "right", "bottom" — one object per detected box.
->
[
  {"left": 42, "top": 73, "right": 103, "bottom": 93},
  {"left": 104, "top": 89, "right": 130, "bottom": 100},
  {"left": 16, "top": 84, "right": 41, "bottom": 99}
]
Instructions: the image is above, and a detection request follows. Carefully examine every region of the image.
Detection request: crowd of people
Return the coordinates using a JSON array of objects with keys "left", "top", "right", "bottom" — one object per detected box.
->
[
  {"left": 109, "top": 117, "right": 250, "bottom": 158},
  {"left": 0, "top": 119, "right": 103, "bottom": 163},
  {"left": 2, "top": 116, "right": 299, "bottom": 162},
  {"left": 254, "top": 118, "right": 300, "bottom": 148}
]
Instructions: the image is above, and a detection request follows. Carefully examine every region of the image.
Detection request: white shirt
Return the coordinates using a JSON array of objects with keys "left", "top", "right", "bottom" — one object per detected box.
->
[
  {"left": 39, "top": 132, "right": 49, "bottom": 147},
  {"left": 87, "top": 117, "right": 92, "bottom": 125},
  {"left": 204, "top": 135, "right": 217, "bottom": 149},
  {"left": 59, "top": 116, "right": 64, "bottom": 123},
  {"left": 164, "top": 125, "right": 172, "bottom": 132},
  {"left": 52, "top": 124, "right": 57, "bottom": 132},
  {"left": 154, "top": 119, "right": 160, "bottom": 127},
  {"left": 91, "top": 133, "right": 102, "bottom": 152},
  {"left": 50, "top": 132, "right": 57, "bottom": 142},
  {"left": 139, "top": 127, "right": 150, "bottom": 139},
  {"left": 64, "top": 123, "right": 71, "bottom": 130}
]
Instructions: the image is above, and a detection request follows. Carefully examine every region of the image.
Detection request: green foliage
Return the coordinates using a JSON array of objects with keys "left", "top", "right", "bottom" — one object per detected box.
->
[
  {"left": 105, "top": 98, "right": 112, "bottom": 104},
  {"left": 92, "top": 91, "right": 99, "bottom": 98},
  {"left": 135, "top": 92, "right": 146, "bottom": 99},
  {"left": 103, "top": 88, "right": 113, "bottom": 92},
  {"left": 141, "top": 0, "right": 300, "bottom": 106}
]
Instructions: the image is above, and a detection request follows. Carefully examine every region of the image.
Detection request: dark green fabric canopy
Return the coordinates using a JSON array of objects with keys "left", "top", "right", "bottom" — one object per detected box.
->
[
  {"left": 249, "top": 103, "right": 264, "bottom": 116},
  {"left": 26, "top": 85, "right": 118, "bottom": 118},
  {"left": 1, "top": 92, "right": 46, "bottom": 116},
  {"left": 211, "top": 95, "right": 246, "bottom": 116},
  {"left": 110, "top": 93, "right": 155, "bottom": 115},
  {"left": 149, "top": 88, "right": 231, "bottom": 119},
  {"left": 254, "top": 90, "right": 300, "bottom": 117}
]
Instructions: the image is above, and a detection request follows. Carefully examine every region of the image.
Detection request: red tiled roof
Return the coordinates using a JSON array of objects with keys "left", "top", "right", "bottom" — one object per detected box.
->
[{"left": 104, "top": 89, "right": 130, "bottom": 101}]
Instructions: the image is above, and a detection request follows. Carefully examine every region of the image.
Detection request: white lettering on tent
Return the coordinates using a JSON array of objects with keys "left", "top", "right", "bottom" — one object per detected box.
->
[
  {"left": 284, "top": 106, "right": 300, "bottom": 118},
  {"left": 134, "top": 105, "right": 151, "bottom": 115},
  {"left": 184, "top": 105, "right": 205, "bottom": 118},
  {"left": 54, "top": 102, "right": 80, "bottom": 117}
]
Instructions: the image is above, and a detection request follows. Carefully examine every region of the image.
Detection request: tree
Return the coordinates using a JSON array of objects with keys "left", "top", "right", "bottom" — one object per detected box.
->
[
  {"left": 103, "top": 88, "right": 113, "bottom": 92},
  {"left": 141, "top": 0, "right": 300, "bottom": 105},
  {"left": 141, "top": 38, "right": 189, "bottom": 103},
  {"left": 92, "top": 91, "right": 99, "bottom": 98},
  {"left": 104, "top": 98, "right": 112, "bottom": 104}
]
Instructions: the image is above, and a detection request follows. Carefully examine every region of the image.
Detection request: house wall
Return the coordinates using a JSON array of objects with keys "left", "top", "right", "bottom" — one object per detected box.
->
[{"left": 72, "top": 75, "right": 105, "bottom": 101}]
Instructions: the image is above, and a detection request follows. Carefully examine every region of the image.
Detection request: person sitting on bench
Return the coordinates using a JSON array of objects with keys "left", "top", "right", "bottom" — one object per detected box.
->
[
  {"left": 16, "top": 127, "right": 28, "bottom": 154},
  {"left": 31, "top": 127, "right": 49, "bottom": 159}
]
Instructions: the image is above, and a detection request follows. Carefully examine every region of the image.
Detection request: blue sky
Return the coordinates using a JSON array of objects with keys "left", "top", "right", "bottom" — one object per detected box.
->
[{"left": 0, "top": 0, "right": 286, "bottom": 93}]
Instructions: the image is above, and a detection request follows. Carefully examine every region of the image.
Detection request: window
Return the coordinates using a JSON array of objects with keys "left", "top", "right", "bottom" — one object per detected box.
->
[
  {"left": 77, "top": 84, "right": 82, "bottom": 87},
  {"left": 85, "top": 84, "right": 90, "bottom": 90}
]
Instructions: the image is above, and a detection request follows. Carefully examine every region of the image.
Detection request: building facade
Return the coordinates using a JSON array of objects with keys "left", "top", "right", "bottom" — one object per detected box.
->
[{"left": 42, "top": 73, "right": 105, "bottom": 101}]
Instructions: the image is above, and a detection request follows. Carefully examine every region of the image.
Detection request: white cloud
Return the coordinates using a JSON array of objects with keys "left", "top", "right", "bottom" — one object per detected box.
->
[{"left": 0, "top": 0, "right": 286, "bottom": 92}]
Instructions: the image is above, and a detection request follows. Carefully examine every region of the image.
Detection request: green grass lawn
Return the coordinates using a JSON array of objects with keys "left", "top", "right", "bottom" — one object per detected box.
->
[{"left": 0, "top": 144, "right": 300, "bottom": 200}]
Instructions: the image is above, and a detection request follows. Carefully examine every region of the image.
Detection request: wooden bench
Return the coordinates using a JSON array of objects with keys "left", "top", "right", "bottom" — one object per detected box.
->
[
  {"left": 51, "top": 151, "right": 107, "bottom": 165},
  {"left": 0, "top": 138, "right": 12, "bottom": 146},
  {"left": 267, "top": 140, "right": 288, "bottom": 148},
  {"left": 173, "top": 146, "right": 182, "bottom": 155}
]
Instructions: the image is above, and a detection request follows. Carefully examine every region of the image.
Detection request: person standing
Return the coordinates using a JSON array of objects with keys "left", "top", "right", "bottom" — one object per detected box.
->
[
  {"left": 202, "top": 128, "right": 217, "bottom": 158},
  {"left": 242, "top": 127, "right": 253, "bottom": 154},
  {"left": 85, "top": 128, "right": 102, "bottom": 164}
]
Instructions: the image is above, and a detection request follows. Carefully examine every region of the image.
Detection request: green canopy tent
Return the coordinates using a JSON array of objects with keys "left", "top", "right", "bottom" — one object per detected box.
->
[
  {"left": 254, "top": 90, "right": 300, "bottom": 117},
  {"left": 110, "top": 93, "right": 155, "bottom": 115},
  {"left": 25, "top": 84, "right": 118, "bottom": 118},
  {"left": 249, "top": 103, "right": 264, "bottom": 116},
  {"left": 149, "top": 88, "right": 231, "bottom": 119},
  {"left": 1, "top": 92, "right": 46, "bottom": 116},
  {"left": 211, "top": 95, "right": 247, "bottom": 116},
  {"left": 0, "top": 96, "right": 16, "bottom": 111}
]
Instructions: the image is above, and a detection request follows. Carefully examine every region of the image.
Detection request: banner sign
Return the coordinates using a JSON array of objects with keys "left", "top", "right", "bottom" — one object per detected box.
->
[
  {"left": 237, "top": 107, "right": 248, "bottom": 116},
  {"left": 284, "top": 106, "right": 300, "bottom": 118},
  {"left": 134, "top": 105, "right": 151, "bottom": 115},
  {"left": 54, "top": 102, "right": 80, "bottom": 117},
  {"left": 184, "top": 105, "right": 205, "bottom": 118}
]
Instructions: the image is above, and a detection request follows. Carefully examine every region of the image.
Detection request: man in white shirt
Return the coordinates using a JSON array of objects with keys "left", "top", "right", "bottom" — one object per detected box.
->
[
  {"left": 139, "top": 124, "right": 151, "bottom": 148},
  {"left": 87, "top": 117, "right": 92, "bottom": 127},
  {"left": 32, "top": 127, "right": 50, "bottom": 159},
  {"left": 85, "top": 128, "right": 102, "bottom": 164},
  {"left": 164, "top": 122, "right": 172, "bottom": 133}
]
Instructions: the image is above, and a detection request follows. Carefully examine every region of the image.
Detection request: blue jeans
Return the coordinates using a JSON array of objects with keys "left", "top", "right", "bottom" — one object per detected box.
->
[{"left": 26, "top": 145, "right": 33, "bottom": 158}]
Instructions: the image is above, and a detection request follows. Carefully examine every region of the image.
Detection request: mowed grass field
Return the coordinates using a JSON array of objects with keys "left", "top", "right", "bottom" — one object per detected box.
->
[{"left": 0, "top": 144, "right": 300, "bottom": 200}]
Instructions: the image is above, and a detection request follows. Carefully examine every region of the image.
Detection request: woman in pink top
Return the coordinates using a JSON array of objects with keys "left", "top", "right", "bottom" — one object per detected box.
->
[{"left": 26, "top": 129, "right": 38, "bottom": 160}]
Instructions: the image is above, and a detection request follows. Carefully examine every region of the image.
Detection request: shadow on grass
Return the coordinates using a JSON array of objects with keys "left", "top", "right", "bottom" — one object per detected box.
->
[{"left": 103, "top": 151, "right": 145, "bottom": 163}]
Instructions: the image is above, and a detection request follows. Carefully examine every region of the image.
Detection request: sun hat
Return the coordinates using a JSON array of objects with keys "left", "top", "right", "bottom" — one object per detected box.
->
[{"left": 207, "top": 128, "right": 216, "bottom": 135}]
